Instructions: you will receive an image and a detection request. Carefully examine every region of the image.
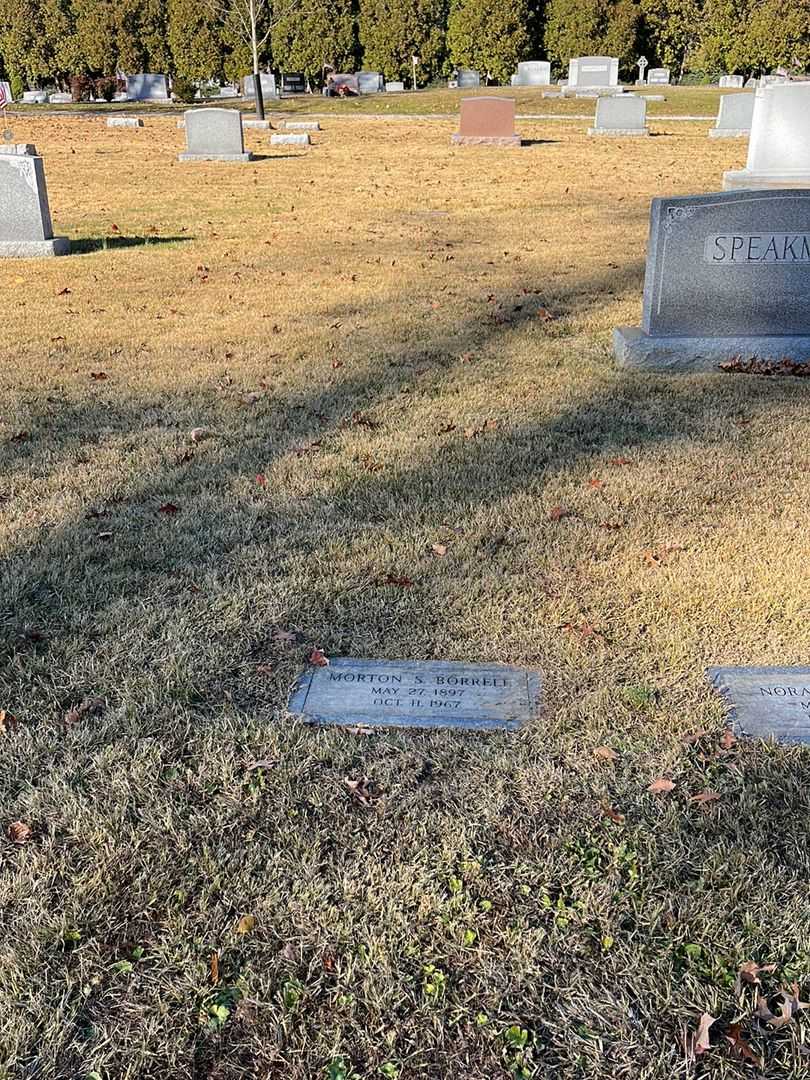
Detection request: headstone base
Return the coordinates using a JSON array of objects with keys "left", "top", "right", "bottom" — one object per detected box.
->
[
  {"left": 286, "top": 120, "right": 320, "bottom": 131},
  {"left": 243, "top": 119, "right": 271, "bottom": 129},
  {"left": 178, "top": 152, "right": 253, "bottom": 162},
  {"left": 270, "top": 133, "right": 310, "bottom": 146},
  {"left": 723, "top": 169, "right": 810, "bottom": 190},
  {"left": 107, "top": 117, "right": 143, "bottom": 128},
  {"left": 0, "top": 237, "right": 70, "bottom": 258},
  {"left": 614, "top": 325, "right": 810, "bottom": 372},
  {"left": 451, "top": 134, "right": 521, "bottom": 147},
  {"left": 588, "top": 126, "right": 649, "bottom": 136},
  {"left": 709, "top": 128, "right": 750, "bottom": 138}
]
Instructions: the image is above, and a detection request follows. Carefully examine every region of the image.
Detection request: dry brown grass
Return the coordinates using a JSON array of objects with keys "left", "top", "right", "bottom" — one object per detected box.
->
[{"left": 2, "top": 111, "right": 810, "bottom": 1080}]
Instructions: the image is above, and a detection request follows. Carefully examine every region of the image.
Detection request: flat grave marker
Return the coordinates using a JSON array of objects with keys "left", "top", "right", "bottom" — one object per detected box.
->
[
  {"left": 708, "top": 666, "right": 810, "bottom": 743},
  {"left": 614, "top": 188, "right": 810, "bottom": 370},
  {"left": 288, "top": 658, "right": 541, "bottom": 732},
  {"left": 270, "top": 132, "right": 310, "bottom": 146}
]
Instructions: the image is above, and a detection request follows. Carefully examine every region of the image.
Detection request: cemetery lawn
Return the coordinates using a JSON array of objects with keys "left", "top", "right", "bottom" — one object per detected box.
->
[{"left": 2, "top": 114, "right": 810, "bottom": 1080}]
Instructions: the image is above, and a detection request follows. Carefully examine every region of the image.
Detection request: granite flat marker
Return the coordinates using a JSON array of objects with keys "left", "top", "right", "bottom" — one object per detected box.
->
[{"left": 288, "top": 658, "right": 541, "bottom": 732}]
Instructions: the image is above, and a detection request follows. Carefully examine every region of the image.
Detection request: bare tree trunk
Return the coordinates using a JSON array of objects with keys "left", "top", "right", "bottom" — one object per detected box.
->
[{"left": 251, "top": 0, "right": 265, "bottom": 120}]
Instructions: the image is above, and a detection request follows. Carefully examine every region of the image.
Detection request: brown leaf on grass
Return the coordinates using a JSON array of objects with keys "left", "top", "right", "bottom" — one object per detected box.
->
[
  {"left": 0, "top": 709, "right": 18, "bottom": 735},
  {"left": 739, "top": 960, "right": 777, "bottom": 987},
  {"left": 380, "top": 573, "right": 414, "bottom": 588},
  {"left": 157, "top": 502, "right": 180, "bottom": 515},
  {"left": 273, "top": 628, "right": 303, "bottom": 646},
  {"left": 536, "top": 307, "right": 555, "bottom": 322},
  {"left": 190, "top": 427, "right": 213, "bottom": 443},
  {"left": 725, "top": 1023, "right": 763, "bottom": 1068},
  {"left": 89, "top": 371, "right": 108, "bottom": 381},
  {"left": 609, "top": 457, "right": 632, "bottom": 466},
  {"left": 683, "top": 730, "right": 710, "bottom": 745},
  {"left": 235, "top": 914, "right": 256, "bottom": 935},
  {"left": 464, "top": 419, "right": 498, "bottom": 438},
  {"left": 689, "top": 790, "right": 722, "bottom": 806},
  {"left": 694, "top": 1012, "right": 718, "bottom": 1055},
  {"left": 64, "top": 696, "right": 104, "bottom": 725},
  {"left": 7, "top": 821, "right": 32, "bottom": 844},
  {"left": 601, "top": 801, "right": 625, "bottom": 825},
  {"left": 10, "top": 431, "right": 29, "bottom": 443},
  {"left": 256, "top": 473, "right": 267, "bottom": 487},
  {"left": 720, "top": 729, "right": 737, "bottom": 751},
  {"left": 644, "top": 544, "right": 685, "bottom": 569},
  {"left": 255, "top": 663, "right": 274, "bottom": 676},
  {"left": 431, "top": 543, "right": 448, "bottom": 557},
  {"left": 587, "top": 477, "right": 603, "bottom": 488},
  {"left": 593, "top": 746, "right": 618, "bottom": 763},
  {"left": 756, "top": 994, "right": 778, "bottom": 1023},
  {"left": 344, "top": 776, "right": 382, "bottom": 808},
  {"left": 56, "top": 286, "right": 71, "bottom": 296},
  {"left": 562, "top": 620, "right": 604, "bottom": 642},
  {"left": 246, "top": 758, "right": 279, "bottom": 771},
  {"left": 599, "top": 520, "right": 622, "bottom": 531},
  {"left": 351, "top": 411, "right": 380, "bottom": 429},
  {"left": 309, "top": 649, "right": 329, "bottom": 667},
  {"left": 210, "top": 952, "right": 219, "bottom": 984},
  {"left": 345, "top": 725, "right": 375, "bottom": 737},
  {"left": 648, "top": 777, "right": 676, "bottom": 794},
  {"left": 548, "top": 505, "right": 569, "bottom": 521}
]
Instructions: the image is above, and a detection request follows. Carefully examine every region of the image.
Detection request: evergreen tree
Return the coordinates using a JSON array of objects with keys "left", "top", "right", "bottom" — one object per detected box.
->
[
  {"left": 359, "top": 0, "right": 448, "bottom": 83},
  {"left": 639, "top": 0, "right": 703, "bottom": 76},
  {"left": 691, "top": 0, "right": 751, "bottom": 74},
  {"left": 545, "top": 0, "right": 641, "bottom": 76},
  {"left": 270, "top": 0, "right": 355, "bottom": 78},
  {"left": 744, "top": 0, "right": 810, "bottom": 73},
  {"left": 168, "top": 0, "right": 222, "bottom": 79},
  {"left": 446, "top": 0, "right": 530, "bottom": 83}
]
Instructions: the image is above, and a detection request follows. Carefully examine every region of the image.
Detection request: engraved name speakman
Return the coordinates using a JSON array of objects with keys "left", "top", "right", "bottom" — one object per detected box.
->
[{"left": 704, "top": 233, "right": 810, "bottom": 264}]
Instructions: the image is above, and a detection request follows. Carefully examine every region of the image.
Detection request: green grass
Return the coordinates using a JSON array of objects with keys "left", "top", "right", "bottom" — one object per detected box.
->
[{"left": 1, "top": 112, "right": 809, "bottom": 1080}]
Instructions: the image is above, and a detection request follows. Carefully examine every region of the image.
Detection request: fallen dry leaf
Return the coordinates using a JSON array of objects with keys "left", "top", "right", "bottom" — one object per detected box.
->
[
  {"left": 235, "top": 914, "right": 256, "bottom": 935},
  {"left": 210, "top": 952, "right": 219, "bottom": 984},
  {"left": 689, "top": 790, "right": 722, "bottom": 806},
  {"left": 738, "top": 960, "right": 777, "bottom": 987},
  {"left": 431, "top": 543, "right": 448, "bottom": 557},
  {"left": 600, "top": 801, "right": 625, "bottom": 825},
  {"left": 587, "top": 477, "right": 603, "bottom": 489},
  {"left": 89, "top": 371, "right": 108, "bottom": 381},
  {"left": 593, "top": 746, "right": 618, "bottom": 763},
  {"left": 648, "top": 777, "right": 676, "bottom": 794},
  {"left": 256, "top": 473, "right": 267, "bottom": 486},
  {"left": 720, "top": 729, "right": 737, "bottom": 750},
  {"left": 64, "top": 696, "right": 104, "bottom": 725},
  {"left": 345, "top": 725, "right": 375, "bottom": 737},
  {"left": 548, "top": 505, "right": 569, "bottom": 521},
  {"left": 246, "top": 758, "right": 279, "bottom": 771},
  {"left": 344, "top": 776, "right": 382, "bottom": 808},
  {"left": 190, "top": 427, "right": 213, "bottom": 443},
  {"left": 694, "top": 1012, "right": 717, "bottom": 1055},
  {"left": 7, "top": 821, "right": 32, "bottom": 844},
  {"left": 309, "top": 648, "right": 329, "bottom": 667},
  {"left": 0, "top": 709, "right": 18, "bottom": 735},
  {"left": 157, "top": 502, "right": 180, "bottom": 515},
  {"left": 725, "top": 1023, "right": 763, "bottom": 1069},
  {"left": 609, "top": 457, "right": 632, "bottom": 466},
  {"left": 380, "top": 573, "right": 414, "bottom": 588}
]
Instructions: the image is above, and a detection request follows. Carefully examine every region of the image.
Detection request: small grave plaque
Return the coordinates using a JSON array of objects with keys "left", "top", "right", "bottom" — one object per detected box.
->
[
  {"left": 288, "top": 658, "right": 541, "bottom": 731},
  {"left": 708, "top": 666, "right": 810, "bottom": 743}
]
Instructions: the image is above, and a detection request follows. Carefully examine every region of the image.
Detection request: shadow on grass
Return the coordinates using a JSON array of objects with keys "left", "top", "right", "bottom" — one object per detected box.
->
[{"left": 70, "top": 235, "right": 194, "bottom": 254}]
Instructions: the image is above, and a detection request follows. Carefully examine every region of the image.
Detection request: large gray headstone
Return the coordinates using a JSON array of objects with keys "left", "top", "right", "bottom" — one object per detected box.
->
[
  {"left": 512, "top": 61, "right": 551, "bottom": 87},
  {"left": 357, "top": 71, "right": 383, "bottom": 94},
  {"left": 568, "top": 56, "right": 619, "bottom": 88},
  {"left": 126, "top": 73, "right": 169, "bottom": 101},
  {"left": 288, "top": 658, "right": 541, "bottom": 731},
  {"left": 242, "top": 73, "right": 277, "bottom": 99},
  {"left": 709, "top": 92, "right": 755, "bottom": 137},
  {"left": 456, "top": 69, "right": 481, "bottom": 89},
  {"left": 0, "top": 146, "right": 69, "bottom": 257},
  {"left": 708, "top": 666, "right": 810, "bottom": 743},
  {"left": 589, "top": 94, "right": 647, "bottom": 135},
  {"left": 178, "top": 108, "right": 251, "bottom": 162},
  {"left": 614, "top": 189, "right": 810, "bottom": 370}
]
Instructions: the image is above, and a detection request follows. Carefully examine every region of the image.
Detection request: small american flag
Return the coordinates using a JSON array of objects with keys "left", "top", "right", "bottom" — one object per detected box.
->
[{"left": 0, "top": 84, "right": 7, "bottom": 107}]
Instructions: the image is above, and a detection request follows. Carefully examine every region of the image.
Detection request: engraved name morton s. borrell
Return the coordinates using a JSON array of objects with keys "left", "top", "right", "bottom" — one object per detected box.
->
[{"left": 704, "top": 233, "right": 810, "bottom": 264}]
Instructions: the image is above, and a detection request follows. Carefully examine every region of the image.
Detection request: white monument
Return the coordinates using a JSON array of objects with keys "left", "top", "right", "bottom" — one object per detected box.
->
[
  {"left": 0, "top": 144, "right": 69, "bottom": 257},
  {"left": 709, "top": 92, "right": 755, "bottom": 138},
  {"left": 588, "top": 95, "right": 648, "bottom": 136},
  {"left": 724, "top": 83, "right": 810, "bottom": 189},
  {"left": 511, "top": 61, "right": 551, "bottom": 87},
  {"left": 719, "top": 75, "right": 745, "bottom": 89}
]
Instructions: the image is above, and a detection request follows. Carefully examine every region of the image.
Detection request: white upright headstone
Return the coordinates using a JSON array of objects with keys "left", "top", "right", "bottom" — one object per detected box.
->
[
  {"left": 588, "top": 94, "right": 648, "bottom": 135},
  {"left": 511, "top": 61, "right": 551, "bottom": 87},
  {"left": 724, "top": 83, "right": 810, "bottom": 189},
  {"left": 178, "top": 108, "right": 252, "bottom": 162},
  {"left": 126, "top": 74, "right": 169, "bottom": 101},
  {"left": 0, "top": 145, "right": 69, "bottom": 257},
  {"left": 647, "top": 67, "right": 670, "bottom": 85},
  {"left": 719, "top": 75, "right": 745, "bottom": 89},
  {"left": 242, "top": 73, "right": 277, "bottom": 100},
  {"left": 709, "top": 92, "right": 755, "bottom": 138},
  {"left": 568, "top": 56, "right": 619, "bottom": 89}
]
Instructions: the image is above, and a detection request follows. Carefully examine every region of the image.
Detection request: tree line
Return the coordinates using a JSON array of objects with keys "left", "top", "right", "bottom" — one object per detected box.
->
[{"left": 1, "top": 0, "right": 808, "bottom": 96}]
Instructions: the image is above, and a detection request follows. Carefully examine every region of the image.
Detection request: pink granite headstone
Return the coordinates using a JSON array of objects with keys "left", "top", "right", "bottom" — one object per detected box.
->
[{"left": 451, "top": 97, "right": 521, "bottom": 147}]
